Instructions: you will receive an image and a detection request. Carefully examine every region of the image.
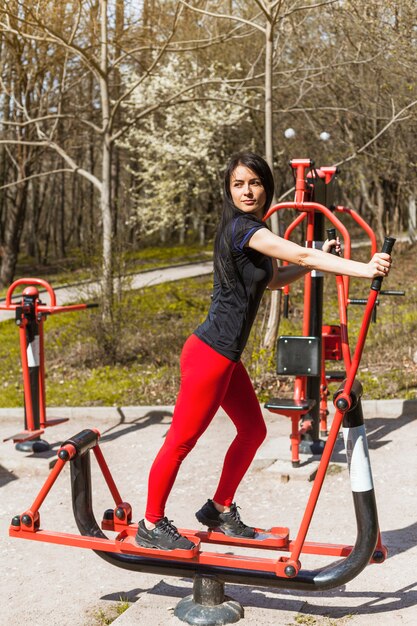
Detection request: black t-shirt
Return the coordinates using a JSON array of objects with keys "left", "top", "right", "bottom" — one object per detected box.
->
[{"left": 195, "top": 213, "right": 272, "bottom": 361}]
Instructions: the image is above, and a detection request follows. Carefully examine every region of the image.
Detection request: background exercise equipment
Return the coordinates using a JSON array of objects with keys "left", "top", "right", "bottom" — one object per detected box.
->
[
  {"left": 0, "top": 278, "right": 97, "bottom": 452},
  {"left": 264, "top": 160, "right": 404, "bottom": 465}
]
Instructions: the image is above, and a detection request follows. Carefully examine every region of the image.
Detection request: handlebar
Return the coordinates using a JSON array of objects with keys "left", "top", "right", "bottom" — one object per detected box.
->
[
  {"left": 0, "top": 278, "right": 99, "bottom": 315},
  {"left": 326, "top": 227, "right": 338, "bottom": 256},
  {"left": 371, "top": 236, "right": 396, "bottom": 291},
  {"left": 380, "top": 290, "right": 405, "bottom": 296},
  {"left": 6, "top": 278, "right": 56, "bottom": 307}
]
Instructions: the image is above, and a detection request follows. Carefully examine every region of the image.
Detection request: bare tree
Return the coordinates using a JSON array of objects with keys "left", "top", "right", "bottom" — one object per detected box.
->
[{"left": 0, "top": 1, "right": 217, "bottom": 316}]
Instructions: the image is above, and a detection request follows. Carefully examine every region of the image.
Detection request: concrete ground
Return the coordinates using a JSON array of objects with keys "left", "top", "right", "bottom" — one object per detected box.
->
[{"left": 1, "top": 399, "right": 416, "bottom": 626}]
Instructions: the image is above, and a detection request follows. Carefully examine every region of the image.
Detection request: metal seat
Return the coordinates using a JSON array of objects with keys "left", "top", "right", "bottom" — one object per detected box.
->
[{"left": 265, "top": 398, "right": 316, "bottom": 412}]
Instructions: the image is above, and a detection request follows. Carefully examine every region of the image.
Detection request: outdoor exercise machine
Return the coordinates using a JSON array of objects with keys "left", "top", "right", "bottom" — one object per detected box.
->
[
  {"left": 264, "top": 159, "right": 403, "bottom": 466},
  {"left": 9, "top": 231, "right": 396, "bottom": 625},
  {"left": 0, "top": 278, "right": 97, "bottom": 452}
]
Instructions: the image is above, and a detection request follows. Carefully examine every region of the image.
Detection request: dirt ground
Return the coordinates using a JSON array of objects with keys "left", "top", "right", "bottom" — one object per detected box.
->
[{"left": 1, "top": 400, "right": 416, "bottom": 626}]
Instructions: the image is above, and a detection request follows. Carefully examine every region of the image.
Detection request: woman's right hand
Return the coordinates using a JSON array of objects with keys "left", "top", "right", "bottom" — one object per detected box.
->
[
  {"left": 323, "top": 237, "right": 341, "bottom": 255},
  {"left": 367, "top": 252, "right": 392, "bottom": 279}
]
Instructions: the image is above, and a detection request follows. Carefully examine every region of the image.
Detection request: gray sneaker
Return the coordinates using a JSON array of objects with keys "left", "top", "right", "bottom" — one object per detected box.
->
[
  {"left": 135, "top": 517, "right": 194, "bottom": 551},
  {"left": 195, "top": 499, "right": 256, "bottom": 538}
]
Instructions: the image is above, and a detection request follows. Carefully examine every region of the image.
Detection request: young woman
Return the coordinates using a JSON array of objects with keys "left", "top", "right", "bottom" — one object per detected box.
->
[{"left": 135, "top": 152, "right": 391, "bottom": 551}]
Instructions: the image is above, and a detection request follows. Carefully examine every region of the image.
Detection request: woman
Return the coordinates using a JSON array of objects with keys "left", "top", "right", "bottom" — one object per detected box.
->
[{"left": 135, "top": 152, "right": 391, "bottom": 551}]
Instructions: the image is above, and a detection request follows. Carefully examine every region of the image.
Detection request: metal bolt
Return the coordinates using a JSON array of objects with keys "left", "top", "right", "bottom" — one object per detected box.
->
[
  {"left": 284, "top": 564, "right": 297, "bottom": 578},
  {"left": 115, "top": 508, "right": 125, "bottom": 520}
]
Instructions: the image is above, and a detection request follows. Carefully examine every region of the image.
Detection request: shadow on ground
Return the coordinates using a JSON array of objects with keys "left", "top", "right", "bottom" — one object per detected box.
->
[
  {"left": 101, "top": 577, "right": 417, "bottom": 618},
  {"left": 16, "top": 408, "right": 173, "bottom": 464},
  {"left": 0, "top": 463, "right": 18, "bottom": 488}
]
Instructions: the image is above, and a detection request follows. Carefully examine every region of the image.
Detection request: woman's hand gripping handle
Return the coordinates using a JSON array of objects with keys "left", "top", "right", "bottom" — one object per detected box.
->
[{"left": 371, "top": 237, "right": 396, "bottom": 291}]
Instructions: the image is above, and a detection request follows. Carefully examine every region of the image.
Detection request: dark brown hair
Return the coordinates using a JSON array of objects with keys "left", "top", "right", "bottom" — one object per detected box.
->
[{"left": 214, "top": 152, "right": 275, "bottom": 286}]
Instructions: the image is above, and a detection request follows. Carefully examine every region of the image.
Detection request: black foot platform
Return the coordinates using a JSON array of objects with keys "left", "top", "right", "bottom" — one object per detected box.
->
[{"left": 265, "top": 398, "right": 316, "bottom": 412}]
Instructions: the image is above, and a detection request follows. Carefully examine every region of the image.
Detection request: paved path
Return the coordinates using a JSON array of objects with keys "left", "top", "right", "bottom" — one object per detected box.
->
[{"left": 0, "top": 261, "right": 214, "bottom": 323}]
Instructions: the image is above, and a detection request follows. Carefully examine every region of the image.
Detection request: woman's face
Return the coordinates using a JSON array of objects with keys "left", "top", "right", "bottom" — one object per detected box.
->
[{"left": 229, "top": 164, "right": 266, "bottom": 219}]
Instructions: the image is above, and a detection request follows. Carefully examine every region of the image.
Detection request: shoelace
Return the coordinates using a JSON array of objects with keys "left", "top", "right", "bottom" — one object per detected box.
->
[
  {"left": 157, "top": 517, "right": 182, "bottom": 539},
  {"left": 228, "top": 504, "right": 248, "bottom": 530}
]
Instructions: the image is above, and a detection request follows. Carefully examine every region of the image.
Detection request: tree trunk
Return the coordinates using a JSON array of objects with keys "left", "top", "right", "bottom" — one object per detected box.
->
[
  {"left": 199, "top": 220, "right": 205, "bottom": 246},
  {"left": 408, "top": 194, "right": 416, "bottom": 244},
  {"left": 99, "top": 0, "right": 114, "bottom": 322},
  {"left": 263, "top": 9, "right": 281, "bottom": 351},
  {"left": 101, "top": 136, "right": 114, "bottom": 319},
  {"left": 0, "top": 181, "right": 28, "bottom": 286}
]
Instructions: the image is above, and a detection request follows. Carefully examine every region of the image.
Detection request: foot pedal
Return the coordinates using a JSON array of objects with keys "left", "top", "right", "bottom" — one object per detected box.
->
[
  {"left": 44, "top": 418, "right": 69, "bottom": 427},
  {"left": 4, "top": 429, "right": 45, "bottom": 443},
  {"left": 117, "top": 530, "right": 200, "bottom": 558},
  {"left": 197, "top": 526, "right": 289, "bottom": 549}
]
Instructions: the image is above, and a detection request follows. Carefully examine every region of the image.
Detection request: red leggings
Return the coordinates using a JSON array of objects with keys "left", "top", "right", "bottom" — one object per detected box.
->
[{"left": 145, "top": 334, "right": 267, "bottom": 523}]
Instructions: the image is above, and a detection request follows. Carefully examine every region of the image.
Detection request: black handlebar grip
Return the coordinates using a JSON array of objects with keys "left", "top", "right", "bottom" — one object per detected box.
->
[
  {"left": 283, "top": 294, "right": 289, "bottom": 319},
  {"left": 326, "top": 227, "right": 338, "bottom": 255},
  {"left": 86, "top": 303, "right": 99, "bottom": 308},
  {"left": 371, "top": 236, "right": 396, "bottom": 291}
]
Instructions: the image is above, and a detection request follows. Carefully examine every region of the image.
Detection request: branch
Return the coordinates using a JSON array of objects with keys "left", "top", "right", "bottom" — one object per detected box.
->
[
  {"left": 0, "top": 114, "right": 102, "bottom": 134},
  {"left": 112, "top": 76, "right": 260, "bottom": 141},
  {"left": 282, "top": 0, "right": 339, "bottom": 20},
  {"left": 180, "top": 1, "right": 266, "bottom": 34},
  {"left": 112, "top": 19, "right": 251, "bottom": 67},
  {"left": 278, "top": 186, "right": 295, "bottom": 201},
  {"left": 334, "top": 99, "right": 417, "bottom": 168},
  {"left": 0, "top": 4, "right": 103, "bottom": 81},
  {"left": 0, "top": 139, "right": 102, "bottom": 190},
  {"left": 0, "top": 168, "right": 74, "bottom": 191},
  {"left": 110, "top": 2, "right": 185, "bottom": 125},
  {"left": 253, "top": 0, "right": 271, "bottom": 20}
]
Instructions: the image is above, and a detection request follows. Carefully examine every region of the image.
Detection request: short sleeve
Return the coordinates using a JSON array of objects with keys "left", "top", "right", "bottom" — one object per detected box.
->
[{"left": 231, "top": 215, "right": 266, "bottom": 252}]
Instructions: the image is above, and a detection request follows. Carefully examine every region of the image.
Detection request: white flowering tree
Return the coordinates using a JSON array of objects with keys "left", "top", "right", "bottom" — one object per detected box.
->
[{"left": 123, "top": 57, "right": 250, "bottom": 244}]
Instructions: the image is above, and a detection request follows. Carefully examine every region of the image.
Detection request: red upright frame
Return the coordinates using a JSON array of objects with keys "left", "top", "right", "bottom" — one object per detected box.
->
[{"left": 1, "top": 278, "right": 95, "bottom": 444}]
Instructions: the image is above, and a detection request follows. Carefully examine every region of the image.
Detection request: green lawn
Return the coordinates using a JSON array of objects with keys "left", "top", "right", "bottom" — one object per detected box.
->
[{"left": 0, "top": 242, "right": 416, "bottom": 408}]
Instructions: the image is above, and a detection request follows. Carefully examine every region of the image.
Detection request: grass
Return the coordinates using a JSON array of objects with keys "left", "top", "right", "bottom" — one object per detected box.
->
[
  {"left": 289, "top": 603, "right": 355, "bottom": 625},
  {"left": 0, "top": 276, "right": 211, "bottom": 407},
  {"left": 290, "top": 614, "right": 353, "bottom": 626},
  {"left": 0, "top": 242, "right": 416, "bottom": 408},
  {"left": 90, "top": 597, "right": 131, "bottom": 625}
]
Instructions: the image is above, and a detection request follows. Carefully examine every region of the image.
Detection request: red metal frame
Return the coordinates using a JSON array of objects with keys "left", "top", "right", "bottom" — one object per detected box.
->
[
  {"left": 9, "top": 394, "right": 385, "bottom": 579},
  {"left": 264, "top": 161, "right": 380, "bottom": 453},
  {"left": 1, "top": 278, "right": 92, "bottom": 443},
  {"left": 10, "top": 240, "right": 394, "bottom": 575}
]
